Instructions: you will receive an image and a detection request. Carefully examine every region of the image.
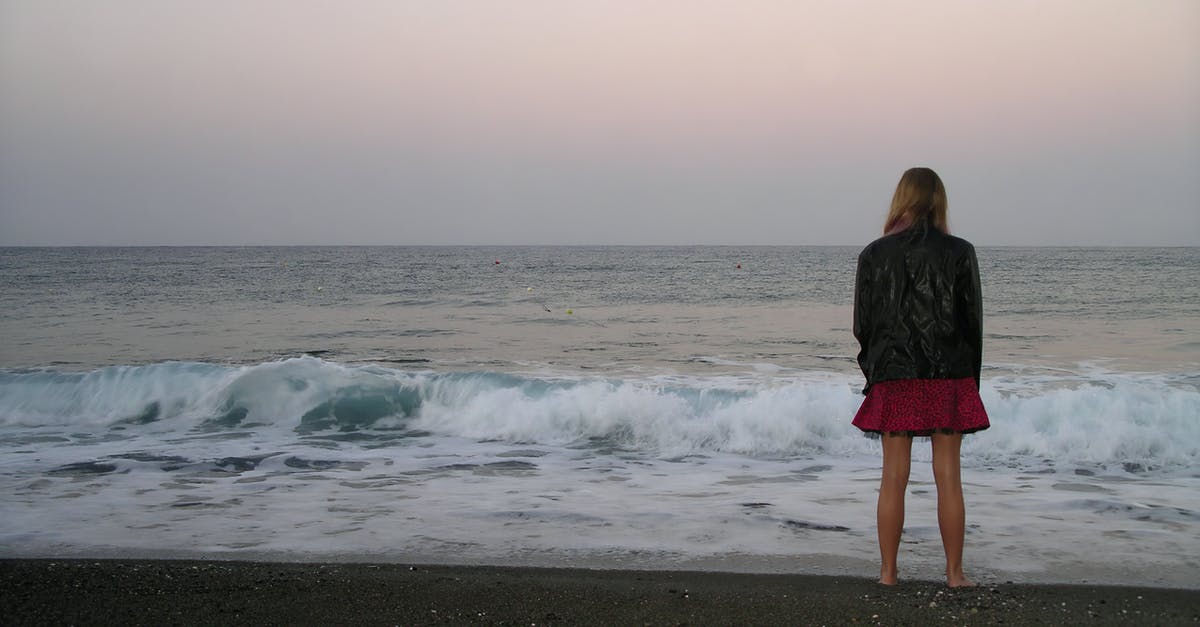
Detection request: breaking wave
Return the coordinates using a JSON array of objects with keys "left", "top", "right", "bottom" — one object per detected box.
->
[{"left": 1, "top": 357, "right": 1196, "bottom": 470}]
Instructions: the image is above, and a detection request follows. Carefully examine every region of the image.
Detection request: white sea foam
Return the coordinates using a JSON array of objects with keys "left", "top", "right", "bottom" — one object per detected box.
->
[
  {"left": 1, "top": 357, "right": 1198, "bottom": 586},
  {"left": 1, "top": 357, "right": 1197, "bottom": 470}
]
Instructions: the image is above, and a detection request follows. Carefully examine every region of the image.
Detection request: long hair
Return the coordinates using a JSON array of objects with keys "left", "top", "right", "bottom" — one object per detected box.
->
[{"left": 884, "top": 167, "right": 948, "bottom": 235}]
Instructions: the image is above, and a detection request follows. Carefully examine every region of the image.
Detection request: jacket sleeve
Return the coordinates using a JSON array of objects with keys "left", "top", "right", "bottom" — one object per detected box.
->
[
  {"left": 852, "top": 251, "right": 872, "bottom": 394},
  {"left": 958, "top": 245, "right": 983, "bottom": 389}
]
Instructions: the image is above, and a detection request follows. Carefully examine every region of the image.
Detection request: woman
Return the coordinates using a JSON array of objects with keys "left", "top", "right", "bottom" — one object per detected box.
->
[{"left": 852, "top": 167, "right": 989, "bottom": 587}]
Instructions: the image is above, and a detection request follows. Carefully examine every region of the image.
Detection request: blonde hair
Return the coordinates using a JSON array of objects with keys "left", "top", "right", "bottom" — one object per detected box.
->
[{"left": 884, "top": 167, "right": 948, "bottom": 235}]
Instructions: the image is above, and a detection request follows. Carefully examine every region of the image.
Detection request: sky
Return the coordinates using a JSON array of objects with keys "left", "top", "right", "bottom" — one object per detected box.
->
[{"left": 0, "top": 1, "right": 1197, "bottom": 246}]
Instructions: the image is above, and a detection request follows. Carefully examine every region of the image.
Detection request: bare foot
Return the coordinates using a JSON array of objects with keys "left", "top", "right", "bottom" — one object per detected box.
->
[
  {"left": 946, "top": 572, "right": 975, "bottom": 588},
  {"left": 880, "top": 568, "right": 898, "bottom": 586}
]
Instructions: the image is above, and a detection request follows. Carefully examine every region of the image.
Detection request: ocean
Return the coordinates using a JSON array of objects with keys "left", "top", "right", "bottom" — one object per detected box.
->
[{"left": 1, "top": 246, "right": 1197, "bottom": 586}]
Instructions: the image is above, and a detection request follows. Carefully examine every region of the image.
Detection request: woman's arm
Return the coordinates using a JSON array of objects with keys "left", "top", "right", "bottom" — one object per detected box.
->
[
  {"left": 958, "top": 245, "right": 984, "bottom": 388},
  {"left": 853, "top": 251, "right": 873, "bottom": 393}
]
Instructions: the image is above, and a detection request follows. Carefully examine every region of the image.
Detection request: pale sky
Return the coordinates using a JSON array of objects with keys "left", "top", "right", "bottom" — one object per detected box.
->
[{"left": 1, "top": 0, "right": 1197, "bottom": 246}]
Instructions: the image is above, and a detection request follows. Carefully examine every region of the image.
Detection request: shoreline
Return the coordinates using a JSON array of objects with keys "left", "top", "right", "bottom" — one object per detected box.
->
[{"left": 3, "top": 559, "right": 1197, "bottom": 625}]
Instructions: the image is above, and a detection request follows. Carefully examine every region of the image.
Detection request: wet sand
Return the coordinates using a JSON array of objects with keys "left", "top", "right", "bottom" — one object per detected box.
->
[{"left": 2, "top": 559, "right": 1197, "bottom": 625}]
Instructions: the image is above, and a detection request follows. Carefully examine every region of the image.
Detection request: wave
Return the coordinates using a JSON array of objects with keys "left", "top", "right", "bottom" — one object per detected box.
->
[{"left": 1, "top": 357, "right": 1197, "bottom": 469}]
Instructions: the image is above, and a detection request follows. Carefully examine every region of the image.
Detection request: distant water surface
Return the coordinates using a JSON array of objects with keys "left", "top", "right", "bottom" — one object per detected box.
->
[{"left": 0, "top": 246, "right": 1197, "bottom": 586}]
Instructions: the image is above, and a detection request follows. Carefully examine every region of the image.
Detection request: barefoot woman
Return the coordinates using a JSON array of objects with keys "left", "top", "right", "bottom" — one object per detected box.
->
[{"left": 852, "top": 167, "right": 990, "bottom": 587}]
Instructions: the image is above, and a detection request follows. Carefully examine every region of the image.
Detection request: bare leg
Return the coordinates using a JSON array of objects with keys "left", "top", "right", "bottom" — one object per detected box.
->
[
  {"left": 931, "top": 431, "right": 974, "bottom": 587},
  {"left": 877, "top": 433, "right": 913, "bottom": 585}
]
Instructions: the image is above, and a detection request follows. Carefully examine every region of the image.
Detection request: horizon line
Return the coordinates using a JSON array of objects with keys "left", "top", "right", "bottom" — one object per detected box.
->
[{"left": 1, "top": 243, "right": 1197, "bottom": 249}]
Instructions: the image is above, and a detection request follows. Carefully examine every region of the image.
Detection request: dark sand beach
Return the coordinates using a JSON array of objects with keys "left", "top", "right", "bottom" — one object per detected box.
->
[{"left": 2, "top": 559, "right": 1196, "bottom": 625}]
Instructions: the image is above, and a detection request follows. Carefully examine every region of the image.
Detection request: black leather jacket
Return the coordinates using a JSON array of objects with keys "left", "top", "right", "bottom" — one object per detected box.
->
[{"left": 853, "top": 222, "right": 983, "bottom": 394}]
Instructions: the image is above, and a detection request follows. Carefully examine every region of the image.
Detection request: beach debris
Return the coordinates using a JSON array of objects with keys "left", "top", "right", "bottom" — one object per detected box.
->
[{"left": 783, "top": 519, "right": 851, "bottom": 532}]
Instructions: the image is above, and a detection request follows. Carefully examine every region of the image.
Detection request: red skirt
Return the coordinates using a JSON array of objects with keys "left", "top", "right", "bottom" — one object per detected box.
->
[{"left": 853, "top": 378, "right": 989, "bottom": 436}]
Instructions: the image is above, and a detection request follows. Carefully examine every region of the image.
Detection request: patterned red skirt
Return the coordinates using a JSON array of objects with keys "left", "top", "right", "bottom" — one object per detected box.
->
[{"left": 853, "top": 377, "right": 989, "bottom": 436}]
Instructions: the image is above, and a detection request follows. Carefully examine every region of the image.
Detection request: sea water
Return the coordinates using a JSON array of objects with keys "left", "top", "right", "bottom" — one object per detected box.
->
[{"left": 0, "top": 246, "right": 1197, "bottom": 586}]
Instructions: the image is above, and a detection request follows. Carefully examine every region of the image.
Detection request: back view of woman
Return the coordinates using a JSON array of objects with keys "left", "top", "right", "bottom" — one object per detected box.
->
[{"left": 852, "top": 167, "right": 989, "bottom": 587}]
